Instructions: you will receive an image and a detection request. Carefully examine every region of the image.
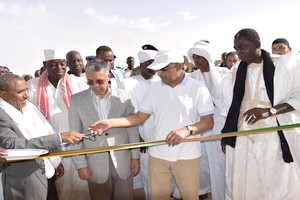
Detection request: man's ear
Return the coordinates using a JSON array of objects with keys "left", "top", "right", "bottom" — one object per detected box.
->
[
  {"left": 175, "top": 63, "right": 183, "bottom": 70},
  {"left": 254, "top": 40, "right": 261, "bottom": 49},
  {"left": 0, "top": 90, "right": 6, "bottom": 99}
]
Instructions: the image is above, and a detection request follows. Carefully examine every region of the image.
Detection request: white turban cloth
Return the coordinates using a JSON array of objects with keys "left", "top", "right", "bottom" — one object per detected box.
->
[
  {"left": 187, "top": 40, "right": 215, "bottom": 64},
  {"left": 138, "top": 50, "right": 157, "bottom": 64}
]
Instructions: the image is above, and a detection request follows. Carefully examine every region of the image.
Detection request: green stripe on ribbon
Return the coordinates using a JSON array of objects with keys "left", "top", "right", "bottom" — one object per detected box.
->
[{"left": 8, "top": 123, "right": 300, "bottom": 162}]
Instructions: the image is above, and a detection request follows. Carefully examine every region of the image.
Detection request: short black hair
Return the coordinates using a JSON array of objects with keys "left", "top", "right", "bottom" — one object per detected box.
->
[
  {"left": 96, "top": 45, "right": 113, "bottom": 55},
  {"left": 272, "top": 38, "right": 290, "bottom": 48},
  {"left": 96, "top": 45, "right": 116, "bottom": 58},
  {"left": 226, "top": 51, "right": 238, "bottom": 57},
  {"left": 66, "top": 50, "right": 81, "bottom": 60},
  {"left": 234, "top": 28, "right": 260, "bottom": 43}
]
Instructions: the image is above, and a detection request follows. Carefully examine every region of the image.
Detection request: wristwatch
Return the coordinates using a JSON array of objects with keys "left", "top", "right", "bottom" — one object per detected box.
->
[
  {"left": 270, "top": 107, "right": 278, "bottom": 116},
  {"left": 186, "top": 125, "right": 193, "bottom": 136}
]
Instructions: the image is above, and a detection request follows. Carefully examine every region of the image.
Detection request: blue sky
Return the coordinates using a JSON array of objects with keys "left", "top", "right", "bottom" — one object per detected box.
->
[{"left": 0, "top": 0, "right": 299, "bottom": 75}]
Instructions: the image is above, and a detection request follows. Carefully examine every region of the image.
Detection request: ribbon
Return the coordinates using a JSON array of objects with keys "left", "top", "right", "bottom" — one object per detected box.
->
[{"left": 8, "top": 123, "right": 300, "bottom": 162}]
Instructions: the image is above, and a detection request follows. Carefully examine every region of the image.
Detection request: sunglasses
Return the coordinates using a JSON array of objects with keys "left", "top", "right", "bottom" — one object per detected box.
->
[{"left": 86, "top": 79, "right": 105, "bottom": 85}]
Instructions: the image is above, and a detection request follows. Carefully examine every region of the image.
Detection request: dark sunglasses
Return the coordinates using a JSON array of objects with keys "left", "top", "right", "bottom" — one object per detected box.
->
[{"left": 86, "top": 79, "right": 105, "bottom": 85}]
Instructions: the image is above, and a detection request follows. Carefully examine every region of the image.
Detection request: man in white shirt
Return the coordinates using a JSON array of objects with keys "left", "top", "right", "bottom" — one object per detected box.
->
[{"left": 89, "top": 50, "right": 214, "bottom": 200}]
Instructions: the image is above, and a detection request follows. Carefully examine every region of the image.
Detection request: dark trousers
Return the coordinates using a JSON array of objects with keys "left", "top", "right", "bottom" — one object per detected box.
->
[{"left": 47, "top": 176, "right": 59, "bottom": 200}]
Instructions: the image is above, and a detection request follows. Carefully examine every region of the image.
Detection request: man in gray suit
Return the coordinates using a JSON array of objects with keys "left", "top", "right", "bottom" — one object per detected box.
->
[
  {"left": 69, "top": 59, "right": 140, "bottom": 200},
  {"left": 0, "top": 73, "right": 83, "bottom": 200}
]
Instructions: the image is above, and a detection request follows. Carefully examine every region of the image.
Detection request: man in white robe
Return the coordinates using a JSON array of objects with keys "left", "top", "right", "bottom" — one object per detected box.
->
[
  {"left": 27, "top": 47, "right": 90, "bottom": 200},
  {"left": 124, "top": 49, "right": 158, "bottom": 200},
  {"left": 186, "top": 40, "right": 232, "bottom": 200},
  {"left": 222, "top": 28, "right": 300, "bottom": 200}
]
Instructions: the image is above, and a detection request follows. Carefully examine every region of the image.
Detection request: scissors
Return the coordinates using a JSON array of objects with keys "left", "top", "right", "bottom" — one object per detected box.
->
[
  {"left": 81, "top": 133, "right": 96, "bottom": 141},
  {"left": 60, "top": 133, "right": 97, "bottom": 146}
]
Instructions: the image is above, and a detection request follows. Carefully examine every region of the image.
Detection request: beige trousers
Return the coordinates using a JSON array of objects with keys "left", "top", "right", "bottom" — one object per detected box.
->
[{"left": 149, "top": 156, "right": 200, "bottom": 200}]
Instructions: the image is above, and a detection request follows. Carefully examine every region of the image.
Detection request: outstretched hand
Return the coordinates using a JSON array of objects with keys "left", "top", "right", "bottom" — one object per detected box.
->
[{"left": 89, "top": 119, "right": 111, "bottom": 135}]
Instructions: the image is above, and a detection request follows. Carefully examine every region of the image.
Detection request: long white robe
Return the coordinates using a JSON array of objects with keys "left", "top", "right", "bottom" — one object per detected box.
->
[
  {"left": 226, "top": 52, "right": 300, "bottom": 200},
  {"left": 124, "top": 75, "right": 159, "bottom": 200},
  {"left": 190, "top": 67, "right": 231, "bottom": 200},
  {"left": 27, "top": 75, "right": 90, "bottom": 200}
]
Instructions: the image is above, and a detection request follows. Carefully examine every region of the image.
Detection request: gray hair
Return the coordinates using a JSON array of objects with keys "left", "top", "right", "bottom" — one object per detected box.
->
[
  {"left": 0, "top": 73, "right": 23, "bottom": 91},
  {"left": 85, "top": 59, "right": 110, "bottom": 74}
]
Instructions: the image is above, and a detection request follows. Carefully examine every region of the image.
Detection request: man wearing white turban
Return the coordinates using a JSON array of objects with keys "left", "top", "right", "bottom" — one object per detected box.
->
[
  {"left": 123, "top": 49, "right": 159, "bottom": 200},
  {"left": 187, "top": 40, "right": 233, "bottom": 200}
]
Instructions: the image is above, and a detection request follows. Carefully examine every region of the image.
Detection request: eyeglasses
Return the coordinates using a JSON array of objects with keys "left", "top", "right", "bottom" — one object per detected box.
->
[{"left": 86, "top": 79, "right": 105, "bottom": 85}]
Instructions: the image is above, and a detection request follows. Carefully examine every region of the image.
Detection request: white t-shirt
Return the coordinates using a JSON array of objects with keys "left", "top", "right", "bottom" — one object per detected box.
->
[{"left": 139, "top": 75, "right": 214, "bottom": 161}]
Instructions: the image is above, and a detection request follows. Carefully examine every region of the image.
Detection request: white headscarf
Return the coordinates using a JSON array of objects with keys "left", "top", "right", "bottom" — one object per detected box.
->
[
  {"left": 138, "top": 50, "right": 157, "bottom": 64},
  {"left": 188, "top": 40, "right": 229, "bottom": 117},
  {"left": 187, "top": 40, "right": 215, "bottom": 64},
  {"left": 0, "top": 99, "right": 61, "bottom": 178}
]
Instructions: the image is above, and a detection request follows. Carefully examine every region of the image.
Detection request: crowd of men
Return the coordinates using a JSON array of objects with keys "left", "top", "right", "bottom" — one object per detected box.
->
[{"left": 0, "top": 28, "right": 299, "bottom": 200}]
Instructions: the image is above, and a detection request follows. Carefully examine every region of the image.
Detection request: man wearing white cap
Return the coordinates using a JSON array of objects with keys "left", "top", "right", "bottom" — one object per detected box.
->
[
  {"left": 27, "top": 47, "right": 90, "bottom": 200},
  {"left": 187, "top": 40, "right": 232, "bottom": 200},
  {"left": 123, "top": 49, "right": 159, "bottom": 200},
  {"left": 89, "top": 50, "right": 214, "bottom": 200}
]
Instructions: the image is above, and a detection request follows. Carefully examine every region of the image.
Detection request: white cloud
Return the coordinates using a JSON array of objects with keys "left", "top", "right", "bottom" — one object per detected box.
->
[
  {"left": 178, "top": 11, "right": 198, "bottom": 21},
  {"left": 0, "top": 3, "right": 47, "bottom": 17},
  {"left": 83, "top": 6, "right": 171, "bottom": 32}
]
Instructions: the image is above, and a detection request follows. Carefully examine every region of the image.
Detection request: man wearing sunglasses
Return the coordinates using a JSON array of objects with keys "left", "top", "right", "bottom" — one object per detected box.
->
[{"left": 69, "top": 59, "right": 140, "bottom": 200}]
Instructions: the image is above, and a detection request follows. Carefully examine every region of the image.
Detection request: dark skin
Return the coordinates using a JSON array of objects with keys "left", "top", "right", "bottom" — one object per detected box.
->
[
  {"left": 44, "top": 59, "right": 82, "bottom": 175},
  {"left": 192, "top": 54, "right": 209, "bottom": 72},
  {"left": 96, "top": 50, "right": 115, "bottom": 69},
  {"left": 45, "top": 59, "right": 67, "bottom": 88},
  {"left": 222, "top": 35, "right": 295, "bottom": 153},
  {"left": 67, "top": 51, "right": 84, "bottom": 77},
  {"left": 126, "top": 57, "right": 135, "bottom": 70},
  {"left": 140, "top": 59, "right": 156, "bottom": 80}
]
